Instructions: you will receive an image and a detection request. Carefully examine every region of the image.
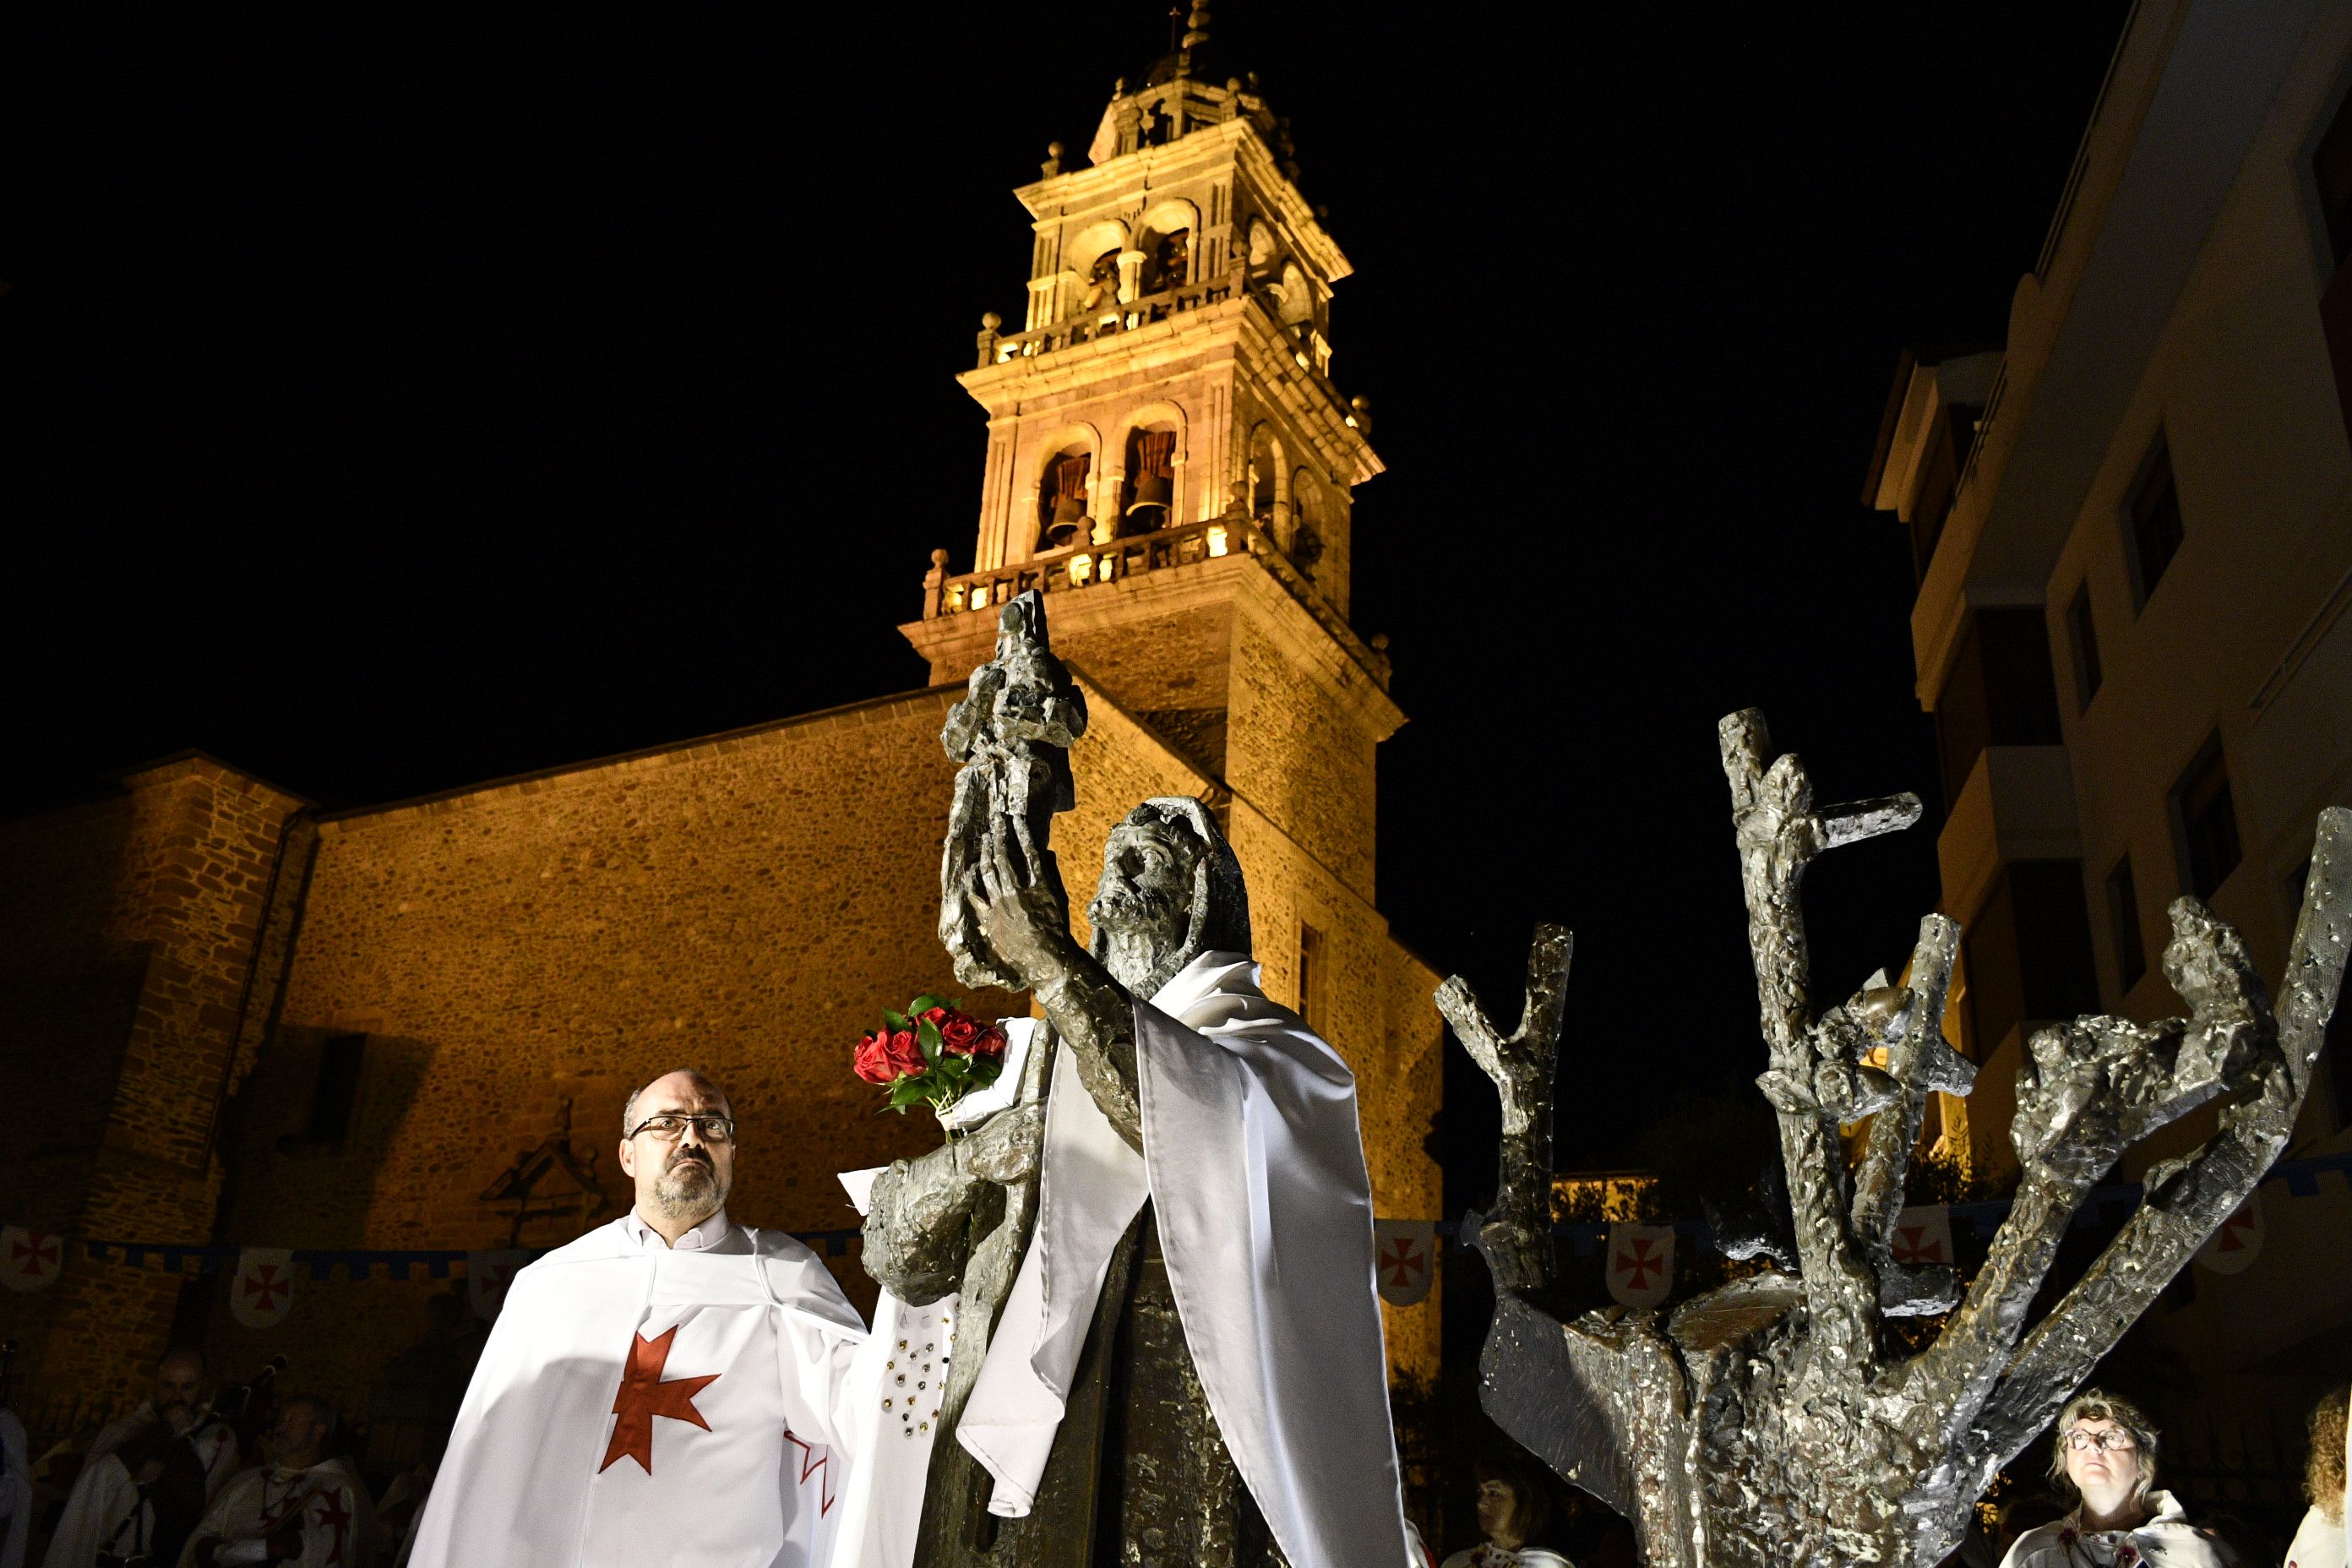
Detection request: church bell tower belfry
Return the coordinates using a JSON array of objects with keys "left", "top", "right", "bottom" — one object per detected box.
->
[{"left": 901, "top": 12, "right": 1442, "bottom": 1382}]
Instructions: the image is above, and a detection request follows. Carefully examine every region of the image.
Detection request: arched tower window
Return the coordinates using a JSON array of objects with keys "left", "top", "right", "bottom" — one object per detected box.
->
[
  {"left": 1247, "top": 424, "right": 1287, "bottom": 536},
  {"left": 1291, "top": 468, "right": 1326, "bottom": 577},
  {"left": 1120, "top": 424, "right": 1178, "bottom": 536},
  {"left": 1275, "top": 261, "right": 1314, "bottom": 328},
  {"left": 1037, "top": 444, "right": 1092, "bottom": 551},
  {"left": 1138, "top": 201, "right": 1195, "bottom": 297}
]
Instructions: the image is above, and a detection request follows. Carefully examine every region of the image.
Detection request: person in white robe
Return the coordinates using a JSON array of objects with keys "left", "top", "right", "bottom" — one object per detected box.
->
[
  {"left": 849, "top": 796, "right": 1413, "bottom": 1568},
  {"left": 42, "top": 1349, "right": 237, "bottom": 1568},
  {"left": 179, "top": 1396, "right": 373, "bottom": 1568},
  {"left": 405, "top": 1070, "right": 867, "bottom": 1568}
]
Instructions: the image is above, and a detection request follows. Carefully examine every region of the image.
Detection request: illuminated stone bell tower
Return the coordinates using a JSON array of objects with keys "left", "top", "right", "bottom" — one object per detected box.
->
[
  {"left": 901, "top": 11, "right": 1396, "bottom": 860},
  {"left": 900, "top": 23, "right": 1440, "bottom": 1387}
]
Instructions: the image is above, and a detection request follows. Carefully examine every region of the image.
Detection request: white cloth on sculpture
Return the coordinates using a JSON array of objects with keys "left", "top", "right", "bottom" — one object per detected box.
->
[
  {"left": 2289, "top": 1504, "right": 2347, "bottom": 1568},
  {"left": 41, "top": 1407, "right": 235, "bottom": 1568},
  {"left": 956, "top": 950, "right": 1411, "bottom": 1568},
  {"left": 1998, "top": 1491, "right": 2239, "bottom": 1566},
  {"left": 826, "top": 1168, "right": 956, "bottom": 1568},
  {"left": 405, "top": 1216, "right": 866, "bottom": 1568},
  {"left": 0, "top": 1411, "right": 30, "bottom": 1568},
  {"left": 177, "top": 1456, "right": 375, "bottom": 1568}
]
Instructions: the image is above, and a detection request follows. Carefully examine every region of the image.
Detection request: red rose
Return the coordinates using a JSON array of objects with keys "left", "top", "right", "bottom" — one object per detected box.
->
[
  {"left": 887, "top": 1028, "right": 924, "bottom": 1075},
  {"left": 921, "top": 1005, "right": 950, "bottom": 1026},
  {"left": 940, "top": 1014, "right": 982, "bottom": 1055},
  {"left": 852, "top": 1030, "right": 898, "bottom": 1085},
  {"left": 974, "top": 1025, "right": 1008, "bottom": 1059}
]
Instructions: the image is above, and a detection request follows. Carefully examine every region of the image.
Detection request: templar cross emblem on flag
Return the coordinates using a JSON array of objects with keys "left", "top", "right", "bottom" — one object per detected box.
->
[
  {"left": 1606, "top": 1223, "right": 1675, "bottom": 1309},
  {"left": 1372, "top": 1220, "right": 1436, "bottom": 1306},
  {"left": 0, "top": 1226, "right": 61, "bottom": 1293},
  {"left": 1892, "top": 1205, "right": 1954, "bottom": 1267},
  {"left": 2194, "top": 1191, "right": 2264, "bottom": 1277},
  {"left": 467, "top": 1250, "right": 533, "bottom": 1323},
  {"left": 230, "top": 1247, "right": 297, "bottom": 1327}
]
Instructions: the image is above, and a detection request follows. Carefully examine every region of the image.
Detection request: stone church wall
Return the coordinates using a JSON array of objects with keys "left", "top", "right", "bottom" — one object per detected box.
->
[
  {"left": 193, "top": 679, "right": 1441, "bottom": 1411},
  {"left": 0, "top": 757, "right": 308, "bottom": 1417}
]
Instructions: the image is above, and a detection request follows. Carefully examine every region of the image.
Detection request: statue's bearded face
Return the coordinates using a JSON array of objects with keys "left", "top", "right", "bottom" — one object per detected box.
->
[{"left": 1087, "top": 822, "right": 1200, "bottom": 988}]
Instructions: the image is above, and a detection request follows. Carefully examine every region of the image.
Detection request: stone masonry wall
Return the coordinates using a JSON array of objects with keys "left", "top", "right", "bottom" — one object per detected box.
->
[{"left": 0, "top": 757, "right": 307, "bottom": 1423}]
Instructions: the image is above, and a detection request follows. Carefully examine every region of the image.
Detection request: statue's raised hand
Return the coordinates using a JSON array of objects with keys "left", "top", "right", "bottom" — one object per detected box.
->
[
  {"left": 970, "top": 807, "right": 1080, "bottom": 990},
  {"left": 963, "top": 1101, "right": 1047, "bottom": 1185}
]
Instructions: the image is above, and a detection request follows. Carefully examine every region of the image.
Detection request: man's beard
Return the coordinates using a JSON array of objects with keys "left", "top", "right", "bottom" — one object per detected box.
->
[
  {"left": 1088, "top": 885, "right": 1189, "bottom": 992},
  {"left": 651, "top": 1149, "right": 727, "bottom": 1220}
]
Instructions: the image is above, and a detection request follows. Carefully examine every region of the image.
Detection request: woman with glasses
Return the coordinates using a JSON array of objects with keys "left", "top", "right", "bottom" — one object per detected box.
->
[{"left": 1999, "top": 1390, "right": 2240, "bottom": 1566}]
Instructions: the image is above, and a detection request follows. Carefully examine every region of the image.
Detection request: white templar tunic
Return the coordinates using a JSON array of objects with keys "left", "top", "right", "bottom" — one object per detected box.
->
[
  {"left": 406, "top": 1211, "right": 867, "bottom": 1568},
  {"left": 41, "top": 1407, "right": 236, "bottom": 1568},
  {"left": 177, "top": 1456, "right": 375, "bottom": 1568}
]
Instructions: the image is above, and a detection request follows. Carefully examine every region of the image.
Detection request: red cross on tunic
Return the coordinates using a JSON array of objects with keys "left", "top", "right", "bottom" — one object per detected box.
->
[
  {"left": 600, "top": 1326, "right": 720, "bottom": 1475},
  {"left": 312, "top": 1488, "right": 352, "bottom": 1565}
]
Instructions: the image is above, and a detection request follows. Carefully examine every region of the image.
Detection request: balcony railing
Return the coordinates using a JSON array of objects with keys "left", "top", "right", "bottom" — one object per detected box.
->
[
  {"left": 921, "top": 515, "right": 1253, "bottom": 619},
  {"left": 975, "top": 270, "right": 1244, "bottom": 368},
  {"left": 916, "top": 513, "right": 1391, "bottom": 689}
]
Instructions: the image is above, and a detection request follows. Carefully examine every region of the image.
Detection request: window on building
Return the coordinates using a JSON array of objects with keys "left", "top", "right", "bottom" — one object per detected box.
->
[
  {"left": 2170, "top": 734, "right": 2241, "bottom": 901},
  {"left": 1933, "top": 607, "right": 2065, "bottom": 810},
  {"left": 2104, "top": 853, "right": 2145, "bottom": 994},
  {"left": 2124, "top": 434, "right": 2184, "bottom": 608},
  {"left": 2066, "top": 585, "right": 2102, "bottom": 711},
  {"left": 1961, "top": 861, "right": 2099, "bottom": 1055},
  {"left": 1298, "top": 923, "right": 1326, "bottom": 1032},
  {"left": 308, "top": 1033, "right": 368, "bottom": 1144}
]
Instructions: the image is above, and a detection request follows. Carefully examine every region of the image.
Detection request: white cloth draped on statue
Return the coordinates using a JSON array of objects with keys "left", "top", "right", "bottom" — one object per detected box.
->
[
  {"left": 405, "top": 1217, "right": 866, "bottom": 1568},
  {"left": 955, "top": 950, "right": 1412, "bottom": 1568}
]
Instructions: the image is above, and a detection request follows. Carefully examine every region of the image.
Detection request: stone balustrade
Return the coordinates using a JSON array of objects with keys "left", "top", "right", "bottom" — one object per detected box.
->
[
  {"left": 921, "top": 515, "right": 1253, "bottom": 619},
  {"left": 974, "top": 270, "right": 1244, "bottom": 368}
]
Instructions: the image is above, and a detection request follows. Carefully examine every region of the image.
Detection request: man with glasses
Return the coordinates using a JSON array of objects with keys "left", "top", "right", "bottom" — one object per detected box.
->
[
  {"left": 406, "top": 1070, "right": 868, "bottom": 1568},
  {"left": 2000, "top": 1390, "right": 2239, "bottom": 1565}
]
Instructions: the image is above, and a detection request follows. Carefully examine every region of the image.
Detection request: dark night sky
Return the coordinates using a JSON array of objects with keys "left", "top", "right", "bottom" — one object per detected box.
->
[{"left": 2, "top": 7, "right": 2131, "bottom": 1178}]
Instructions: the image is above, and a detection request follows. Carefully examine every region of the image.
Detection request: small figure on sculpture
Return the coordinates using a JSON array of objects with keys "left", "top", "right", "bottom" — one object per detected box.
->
[{"left": 1998, "top": 1391, "right": 2238, "bottom": 1567}]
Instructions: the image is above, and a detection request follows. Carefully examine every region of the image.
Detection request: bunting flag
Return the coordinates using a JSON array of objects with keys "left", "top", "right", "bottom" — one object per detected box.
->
[
  {"left": 231, "top": 1247, "right": 297, "bottom": 1328},
  {"left": 1, "top": 1226, "right": 62, "bottom": 1292},
  {"left": 1891, "top": 1206, "right": 1955, "bottom": 1269},
  {"left": 1373, "top": 1220, "right": 1436, "bottom": 1306},
  {"left": 2194, "top": 1192, "right": 2264, "bottom": 1276},
  {"left": 1606, "top": 1224, "right": 1675, "bottom": 1309},
  {"left": 466, "top": 1250, "right": 533, "bottom": 1322}
]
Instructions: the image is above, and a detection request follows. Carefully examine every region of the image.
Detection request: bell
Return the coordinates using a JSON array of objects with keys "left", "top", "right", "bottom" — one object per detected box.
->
[
  {"left": 1124, "top": 471, "right": 1171, "bottom": 530},
  {"left": 1043, "top": 489, "right": 1087, "bottom": 548}
]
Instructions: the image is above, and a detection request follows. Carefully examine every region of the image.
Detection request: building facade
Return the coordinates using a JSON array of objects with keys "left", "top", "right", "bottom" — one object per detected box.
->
[
  {"left": 0, "top": 42, "right": 1443, "bottom": 1459},
  {"left": 1865, "top": 0, "right": 2352, "bottom": 1514}
]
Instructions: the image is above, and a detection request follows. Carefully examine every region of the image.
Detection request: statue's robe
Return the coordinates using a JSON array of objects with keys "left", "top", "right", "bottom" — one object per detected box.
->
[
  {"left": 874, "top": 951, "right": 1410, "bottom": 1568},
  {"left": 406, "top": 1217, "right": 866, "bottom": 1568}
]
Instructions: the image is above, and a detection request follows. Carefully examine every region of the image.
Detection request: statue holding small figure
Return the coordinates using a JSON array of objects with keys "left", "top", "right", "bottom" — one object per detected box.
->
[{"left": 856, "top": 591, "right": 1413, "bottom": 1568}]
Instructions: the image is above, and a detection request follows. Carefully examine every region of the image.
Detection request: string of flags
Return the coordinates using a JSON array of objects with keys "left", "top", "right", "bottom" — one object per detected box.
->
[{"left": 5, "top": 1152, "right": 2342, "bottom": 1322}]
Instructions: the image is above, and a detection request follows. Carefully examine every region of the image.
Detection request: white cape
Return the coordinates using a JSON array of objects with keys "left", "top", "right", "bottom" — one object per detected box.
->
[
  {"left": 956, "top": 950, "right": 1410, "bottom": 1568},
  {"left": 406, "top": 1219, "right": 866, "bottom": 1568}
]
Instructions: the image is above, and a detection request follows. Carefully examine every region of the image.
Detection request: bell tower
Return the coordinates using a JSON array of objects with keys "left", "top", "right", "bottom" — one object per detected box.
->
[
  {"left": 902, "top": 12, "right": 1396, "bottom": 814},
  {"left": 899, "top": 30, "right": 1440, "bottom": 1381}
]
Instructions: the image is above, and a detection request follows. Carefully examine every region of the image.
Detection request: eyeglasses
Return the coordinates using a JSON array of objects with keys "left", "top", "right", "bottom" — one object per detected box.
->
[
  {"left": 627, "top": 1113, "right": 736, "bottom": 1144},
  {"left": 2062, "top": 1429, "right": 2137, "bottom": 1453}
]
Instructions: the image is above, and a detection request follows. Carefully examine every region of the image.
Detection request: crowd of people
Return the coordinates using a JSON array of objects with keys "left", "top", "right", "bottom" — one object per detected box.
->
[{"left": 0, "top": 1349, "right": 395, "bottom": 1568}]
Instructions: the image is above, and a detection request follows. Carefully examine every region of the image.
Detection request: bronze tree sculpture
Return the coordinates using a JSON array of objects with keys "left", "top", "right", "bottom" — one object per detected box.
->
[{"left": 1443, "top": 709, "right": 2352, "bottom": 1566}]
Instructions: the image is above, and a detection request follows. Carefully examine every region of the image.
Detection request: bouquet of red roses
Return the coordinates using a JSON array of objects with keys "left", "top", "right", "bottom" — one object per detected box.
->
[{"left": 853, "top": 994, "right": 1009, "bottom": 1115}]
